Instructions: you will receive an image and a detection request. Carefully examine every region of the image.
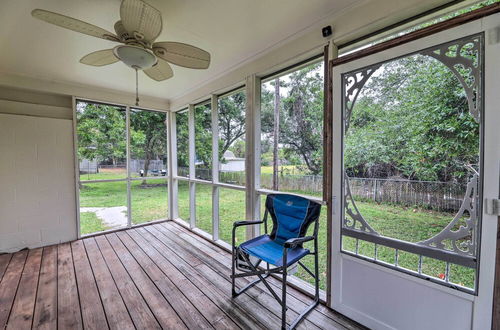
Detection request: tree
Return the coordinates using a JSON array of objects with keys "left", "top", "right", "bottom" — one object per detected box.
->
[
  {"left": 345, "top": 54, "right": 480, "bottom": 183},
  {"left": 280, "top": 63, "right": 324, "bottom": 175},
  {"left": 175, "top": 94, "right": 247, "bottom": 177},
  {"left": 130, "top": 110, "right": 168, "bottom": 183},
  {"left": 176, "top": 111, "right": 189, "bottom": 171},
  {"left": 260, "top": 63, "right": 325, "bottom": 176},
  {"left": 76, "top": 103, "right": 126, "bottom": 166},
  {"left": 218, "top": 91, "right": 246, "bottom": 160},
  {"left": 194, "top": 104, "right": 213, "bottom": 178}
]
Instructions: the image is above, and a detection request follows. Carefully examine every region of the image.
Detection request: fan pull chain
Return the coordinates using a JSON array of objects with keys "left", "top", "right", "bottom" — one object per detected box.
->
[{"left": 135, "top": 67, "right": 139, "bottom": 106}]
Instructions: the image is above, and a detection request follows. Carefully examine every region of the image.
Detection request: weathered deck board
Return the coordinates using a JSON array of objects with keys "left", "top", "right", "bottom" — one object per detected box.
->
[
  {"left": 33, "top": 246, "right": 58, "bottom": 330},
  {"left": 94, "top": 235, "right": 160, "bottom": 329},
  {"left": 126, "top": 228, "right": 240, "bottom": 330},
  {"left": 6, "top": 248, "right": 42, "bottom": 329},
  {"left": 105, "top": 233, "right": 187, "bottom": 329},
  {"left": 0, "top": 253, "right": 12, "bottom": 283},
  {"left": 82, "top": 238, "right": 135, "bottom": 330},
  {"left": 71, "top": 240, "right": 109, "bottom": 329},
  {"left": 0, "top": 250, "right": 28, "bottom": 328},
  {"left": 57, "top": 242, "right": 83, "bottom": 330},
  {"left": 0, "top": 221, "right": 363, "bottom": 330},
  {"left": 164, "top": 222, "right": 360, "bottom": 330},
  {"left": 151, "top": 224, "right": 323, "bottom": 330}
]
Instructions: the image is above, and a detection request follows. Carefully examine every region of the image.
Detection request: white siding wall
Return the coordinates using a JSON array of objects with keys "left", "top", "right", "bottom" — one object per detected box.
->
[{"left": 0, "top": 113, "right": 77, "bottom": 252}]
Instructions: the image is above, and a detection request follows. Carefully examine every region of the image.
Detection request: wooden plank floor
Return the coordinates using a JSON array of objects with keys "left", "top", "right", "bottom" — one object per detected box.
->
[{"left": 0, "top": 221, "right": 364, "bottom": 329}]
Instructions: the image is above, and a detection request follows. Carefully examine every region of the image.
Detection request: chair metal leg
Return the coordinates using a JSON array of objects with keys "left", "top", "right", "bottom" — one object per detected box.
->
[
  {"left": 282, "top": 264, "right": 287, "bottom": 330},
  {"left": 287, "top": 249, "right": 321, "bottom": 329},
  {"left": 231, "top": 247, "right": 237, "bottom": 297},
  {"left": 233, "top": 273, "right": 270, "bottom": 297},
  {"left": 233, "top": 247, "right": 321, "bottom": 330}
]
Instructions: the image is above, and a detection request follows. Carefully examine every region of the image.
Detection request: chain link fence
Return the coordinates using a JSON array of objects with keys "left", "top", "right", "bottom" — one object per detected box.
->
[{"left": 175, "top": 167, "right": 467, "bottom": 213}]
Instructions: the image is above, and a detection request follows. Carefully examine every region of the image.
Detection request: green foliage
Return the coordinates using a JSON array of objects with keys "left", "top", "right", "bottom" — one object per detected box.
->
[
  {"left": 218, "top": 92, "right": 246, "bottom": 159},
  {"left": 176, "top": 111, "right": 189, "bottom": 168},
  {"left": 77, "top": 103, "right": 168, "bottom": 178},
  {"left": 76, "top": 103, "right": 126, "bottom": 164},
  {"left": 261, "top": 62, "right": 325, "bottom": 175},
  {"left": 130, "top": 109, "right": 168, "bottom": 177},
  {"left": 194, "top": 104, "right": 213, "bottom": 170},
  {"left": 176, "top": 93, "right": 247, "bottom": 170},
  {"left": 281, "top": 63, "right": 324, "bottom": 174},
  {"left": 345, "top": 54, "right": 479, "bottom": 183}
]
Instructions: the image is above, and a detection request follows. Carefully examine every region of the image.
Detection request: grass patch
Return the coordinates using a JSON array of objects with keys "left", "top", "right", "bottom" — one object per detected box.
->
[
  {"left": 260, "top": 165, "right": 304, "bottom": 175},
  {"left": 80, "top": 212, "right": 109, "bottom": 235}
]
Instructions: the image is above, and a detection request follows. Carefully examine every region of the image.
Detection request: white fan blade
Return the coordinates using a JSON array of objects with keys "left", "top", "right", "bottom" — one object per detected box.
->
[
  {"left": 120, "top": 0, "right": 162, "bottom": 43},
  {"left": 152, "top": 42, "right": 210, "bottom": 69},
  {"left": 143, "top": 58, "right": 173, "bottom": 81},
  {"left": 31, "top": 9, "right": 120, "bottom": 42},
  {"left": 80, "top": 49, "right": 119, "bottom": 66}
]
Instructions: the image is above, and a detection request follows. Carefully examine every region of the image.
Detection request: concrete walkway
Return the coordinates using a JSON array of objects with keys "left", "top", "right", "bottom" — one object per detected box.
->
[{"left": 80, "top": 206, "right": 128, "bottom": 228}]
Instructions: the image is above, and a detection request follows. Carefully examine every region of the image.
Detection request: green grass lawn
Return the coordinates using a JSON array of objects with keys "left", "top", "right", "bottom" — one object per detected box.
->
[
  {"left": 260, "top": 165, "right": 304, "bottom": 175},
  {"left": 80, "top": 212, "right": 111, "bottom": 234},
  {"left": 79, "top": 178, "right": 168, "bottom": 234},
  {"left": 79, "top": 178, "right": 474, "bottom": 290}
]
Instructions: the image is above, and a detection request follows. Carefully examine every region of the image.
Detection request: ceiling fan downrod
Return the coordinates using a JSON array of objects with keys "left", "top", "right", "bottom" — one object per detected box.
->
[{"left": 135, "top": 66, "right": 139, "bottom": 106}]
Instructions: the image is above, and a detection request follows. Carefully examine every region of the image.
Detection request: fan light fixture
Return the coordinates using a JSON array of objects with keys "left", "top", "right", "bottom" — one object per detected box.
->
[{"left": 113, "top": 45, "right": 157, "bottom": 69}]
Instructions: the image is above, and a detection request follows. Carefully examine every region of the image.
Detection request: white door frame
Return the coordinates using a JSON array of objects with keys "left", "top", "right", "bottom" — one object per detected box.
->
[{"left": 330, "top": 14, "right": 500, "bottom": 330}]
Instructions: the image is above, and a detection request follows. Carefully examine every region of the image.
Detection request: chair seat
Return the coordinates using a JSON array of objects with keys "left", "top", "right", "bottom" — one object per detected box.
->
[{"left": 240, "top": 234, "right": 309, "bottom": 267}]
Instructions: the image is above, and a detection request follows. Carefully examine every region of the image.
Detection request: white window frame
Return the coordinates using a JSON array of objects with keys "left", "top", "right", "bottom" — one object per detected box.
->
[{"left": 72, "top": 97, "right": 171, "bottom": 238}]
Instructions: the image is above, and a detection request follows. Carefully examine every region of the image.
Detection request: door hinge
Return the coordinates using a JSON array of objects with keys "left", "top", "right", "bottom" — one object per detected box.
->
[{"left": 485, "top": 198, "right": 500, "bottom": 216}]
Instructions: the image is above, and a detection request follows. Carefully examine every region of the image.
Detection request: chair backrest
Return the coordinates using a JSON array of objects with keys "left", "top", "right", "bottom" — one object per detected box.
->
[{"left": 265, "top": 194, "right": 321, "bottom": 245}]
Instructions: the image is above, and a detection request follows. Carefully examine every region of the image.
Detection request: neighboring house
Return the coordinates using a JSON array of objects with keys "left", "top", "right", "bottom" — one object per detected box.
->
[{"left": 220, "top": 150, "right": 245, "bottom": 172}]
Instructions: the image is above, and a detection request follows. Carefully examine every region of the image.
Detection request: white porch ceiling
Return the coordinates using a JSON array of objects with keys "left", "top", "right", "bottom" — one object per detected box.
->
[
  {"left": 0, "top": 0, "right": 474, "bottom": 104},
  {"left": 0, "top": 0, "right": 356, "bottom": 101}
]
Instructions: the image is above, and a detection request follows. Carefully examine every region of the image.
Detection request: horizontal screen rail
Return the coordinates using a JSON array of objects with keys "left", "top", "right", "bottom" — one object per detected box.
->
[
  {"left": 256, "top": 188, "right": 326, "bottom": 205},
  {"left": 342, "top": 228, "right": 476, "bottom": 268}
]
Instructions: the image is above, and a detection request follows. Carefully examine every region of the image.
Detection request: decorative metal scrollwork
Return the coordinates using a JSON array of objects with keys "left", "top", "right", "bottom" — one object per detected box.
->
[
  {"left": 421, "top": 34, "right": 482, "bottom": 123},
  {"left": 344, "top": 174, "right": 379, "bottom": 235},
  {"left": 343, "top": 65, "right": 381, "bottom": 132},
  {"left": 418, "top": 173, "right": 478, "bottom": 257},
  {"left": 341, "top": 34, "right": 483, "bottom": 260}
]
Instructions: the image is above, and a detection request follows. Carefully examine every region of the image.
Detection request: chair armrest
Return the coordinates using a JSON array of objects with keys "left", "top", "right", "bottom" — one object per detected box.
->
[
  {"left": 233, "top": 220, "right": 263, "bottom": 228},
  {"left": 232, "top": 220, "right": 263, "bottom": 248},
  {"left": 284, "top": 236, "right": 314, "bottom": 248}
]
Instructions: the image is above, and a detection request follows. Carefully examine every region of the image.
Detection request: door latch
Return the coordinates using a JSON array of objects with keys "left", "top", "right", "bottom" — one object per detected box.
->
[{"left": 485, "top": 198, "right": 500, "bottom": 216}]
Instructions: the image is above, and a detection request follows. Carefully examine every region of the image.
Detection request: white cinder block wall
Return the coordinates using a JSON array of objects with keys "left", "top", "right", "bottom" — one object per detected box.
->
[{"left": 0, "top": 91, "right": 77, "bottom": 252}]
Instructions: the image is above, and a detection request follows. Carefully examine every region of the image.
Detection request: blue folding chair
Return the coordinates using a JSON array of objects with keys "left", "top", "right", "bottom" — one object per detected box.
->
[{"left": 231, "top": 193, "right": 321, "bottom": 329}]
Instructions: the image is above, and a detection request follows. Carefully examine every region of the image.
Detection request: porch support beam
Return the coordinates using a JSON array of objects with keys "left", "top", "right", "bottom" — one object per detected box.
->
[
  {"left": 211, "top": 94, "right": 220, "bottom": 241},
  {"left": 125, "top": 105, "right": 132, "bottom": 228},
  {"left": 168, "top": 111, "right": 178, "bottom": 220},
  {"left": 188, "top": 104, "right": 196, "bottom": 229},
  {"left": 245, "top": 74, "right": 261, "bottom": 240},
  {"left": 325, "top": 42, "right": 337, "bottom": 308}
]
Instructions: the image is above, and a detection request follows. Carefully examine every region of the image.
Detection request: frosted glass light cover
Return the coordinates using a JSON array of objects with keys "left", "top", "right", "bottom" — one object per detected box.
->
[{"left": 113, "top": 45, "right": 157, "bottom": 69}]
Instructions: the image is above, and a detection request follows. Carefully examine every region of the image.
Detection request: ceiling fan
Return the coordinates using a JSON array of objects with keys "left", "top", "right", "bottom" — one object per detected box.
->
[{"left": 32, "top": 0, "right": 211, "bottom": 105}]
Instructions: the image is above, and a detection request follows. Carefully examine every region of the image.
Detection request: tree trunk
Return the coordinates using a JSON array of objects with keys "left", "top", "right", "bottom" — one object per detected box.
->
[
  {"left": 142, "top": 154, "right": 151, "bottom": 185},
  {"left": 273, "top": 78, "right": 280, "bottom": 191}
]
